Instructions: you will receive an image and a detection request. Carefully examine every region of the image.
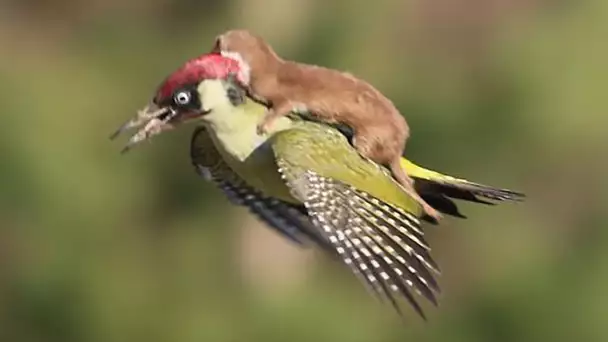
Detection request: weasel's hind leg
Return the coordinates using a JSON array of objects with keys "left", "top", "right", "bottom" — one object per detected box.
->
[
  {"left": 353, "top": 136, "right": 442, "bottom": 222},
  {"left": 388, "top": 158, "right": 443, "bottom": 223}
]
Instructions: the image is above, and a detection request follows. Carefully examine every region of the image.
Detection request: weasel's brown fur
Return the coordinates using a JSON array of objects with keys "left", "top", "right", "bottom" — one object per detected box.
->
[{"left": 212, "top": 29, "right": 441, "bottom": 221}]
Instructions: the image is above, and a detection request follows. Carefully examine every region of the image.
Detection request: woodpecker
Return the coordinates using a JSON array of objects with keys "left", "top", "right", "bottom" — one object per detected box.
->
[{"left": 111, "top": 52, "right": 524, "bottom": 320}]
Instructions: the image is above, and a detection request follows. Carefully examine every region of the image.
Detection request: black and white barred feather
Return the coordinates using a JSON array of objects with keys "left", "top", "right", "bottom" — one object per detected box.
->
[{"left": 277, "top": 158, "right": 441, "bottom": 319}]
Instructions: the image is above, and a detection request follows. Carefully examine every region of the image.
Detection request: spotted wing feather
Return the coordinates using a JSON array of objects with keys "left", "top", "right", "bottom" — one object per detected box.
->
[{"left": 276, "top": 160, "right": 440, "bottom": 319}]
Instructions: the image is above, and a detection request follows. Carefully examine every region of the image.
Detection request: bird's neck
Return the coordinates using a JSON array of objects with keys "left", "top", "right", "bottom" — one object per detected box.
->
[{"left": 203, "top": 99, "right": 293, "bottom": 161}]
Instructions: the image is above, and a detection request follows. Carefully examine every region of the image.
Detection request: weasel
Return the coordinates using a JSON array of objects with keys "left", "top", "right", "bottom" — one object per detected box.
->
[{"left": 212, "top": 29, "right": 441, "bottom": 221}]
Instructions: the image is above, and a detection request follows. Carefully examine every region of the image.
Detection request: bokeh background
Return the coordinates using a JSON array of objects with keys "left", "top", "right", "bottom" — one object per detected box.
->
[{"left": 1, "top": 0, "right": 607, "bottom": 341}]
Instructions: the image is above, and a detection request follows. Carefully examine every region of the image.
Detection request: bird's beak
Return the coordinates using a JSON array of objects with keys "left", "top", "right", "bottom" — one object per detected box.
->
[{"left": 110, "top": 103, "right": 177, "bottom": 153}]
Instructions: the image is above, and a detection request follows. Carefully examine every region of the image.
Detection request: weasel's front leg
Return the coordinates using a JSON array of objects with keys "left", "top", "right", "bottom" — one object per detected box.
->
[{"left": 256, "top": 99, "right": 294, "bottom": 135}]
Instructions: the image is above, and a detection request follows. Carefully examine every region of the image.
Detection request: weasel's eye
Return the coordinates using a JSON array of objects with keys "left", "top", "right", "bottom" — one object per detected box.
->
[{"left": 174, "top": 91, "right": 191, "bottom": 106}]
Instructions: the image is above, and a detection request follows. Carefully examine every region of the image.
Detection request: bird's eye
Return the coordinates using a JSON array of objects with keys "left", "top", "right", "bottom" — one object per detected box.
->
[{"left": 174, "top": 91, "right": 191, "bottom": 106}]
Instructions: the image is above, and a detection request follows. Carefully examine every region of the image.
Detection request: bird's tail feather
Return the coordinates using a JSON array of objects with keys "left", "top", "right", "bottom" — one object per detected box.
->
[{"left": 400, "top": 158, "right": 525, "bottom": 220}]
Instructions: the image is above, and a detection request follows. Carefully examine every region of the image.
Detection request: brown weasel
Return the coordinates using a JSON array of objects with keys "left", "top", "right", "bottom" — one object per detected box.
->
[{"left": 212, "top": 29, "right": 441, "bottom": 221}]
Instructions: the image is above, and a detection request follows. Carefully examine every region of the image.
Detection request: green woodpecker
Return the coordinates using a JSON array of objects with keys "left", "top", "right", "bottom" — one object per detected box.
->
[{"left": 111, "top": 53, "right": 524, "bottom": 319}]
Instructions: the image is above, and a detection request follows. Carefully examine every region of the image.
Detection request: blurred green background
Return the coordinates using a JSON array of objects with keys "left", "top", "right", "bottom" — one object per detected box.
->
[{"left": 1, "top": 0, "right": 607, "bottom": 341}]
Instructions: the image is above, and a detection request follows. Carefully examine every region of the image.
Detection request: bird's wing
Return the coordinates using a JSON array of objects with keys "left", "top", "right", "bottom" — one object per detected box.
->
[
  {"left": 270, "top": 122, "right": 440, "bottom": 319},
  {"left": 189, "top": 126, "right": 333, "bottom": 251}
]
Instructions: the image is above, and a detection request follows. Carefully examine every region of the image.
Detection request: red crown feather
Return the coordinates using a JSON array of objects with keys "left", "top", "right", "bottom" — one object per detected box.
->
[{"left": 154, "top": 53, "right": 244, "bottom": 104}]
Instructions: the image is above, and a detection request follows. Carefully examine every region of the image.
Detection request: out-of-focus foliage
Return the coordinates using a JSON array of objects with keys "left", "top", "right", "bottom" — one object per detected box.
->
[{"left": 0, "top": 0, "right": 606, "bottom": 341}]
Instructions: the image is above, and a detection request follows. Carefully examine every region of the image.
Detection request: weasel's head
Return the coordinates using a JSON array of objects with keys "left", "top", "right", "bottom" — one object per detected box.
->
[{"left": 212, "top": 29, "right": 280, "bottom": 73}]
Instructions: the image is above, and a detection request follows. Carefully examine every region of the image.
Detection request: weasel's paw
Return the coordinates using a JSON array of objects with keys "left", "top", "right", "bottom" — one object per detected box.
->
[
  {"left": 423, "top": 203, "right": 443, "bottom": 222},
  {"left": 256, "top": 120, "right": 272, "bottom": 135}
]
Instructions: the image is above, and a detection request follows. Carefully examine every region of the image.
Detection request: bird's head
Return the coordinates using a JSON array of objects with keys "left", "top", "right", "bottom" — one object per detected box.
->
[{"left": 111, "top": 52, "right": 250, "bottom": 152}]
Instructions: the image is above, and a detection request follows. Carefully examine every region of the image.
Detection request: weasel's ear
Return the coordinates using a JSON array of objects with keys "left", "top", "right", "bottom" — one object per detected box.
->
[{"left": 211, "top": 35, "right": 222, "bottom": 52}]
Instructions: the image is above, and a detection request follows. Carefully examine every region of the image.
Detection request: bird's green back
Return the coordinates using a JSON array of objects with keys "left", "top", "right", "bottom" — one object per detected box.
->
[{"left": 270, "top": 122, "right": 423, "bottom": 216}]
